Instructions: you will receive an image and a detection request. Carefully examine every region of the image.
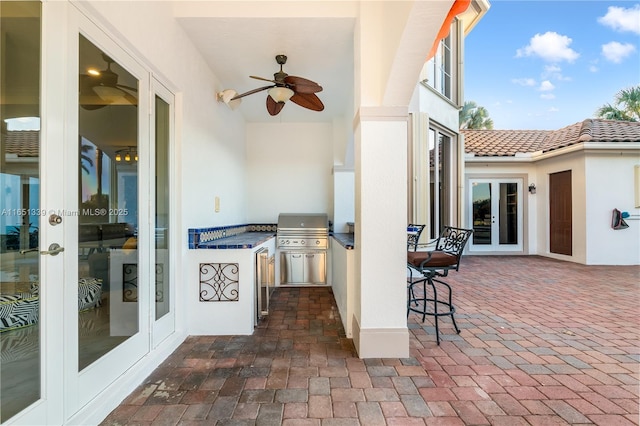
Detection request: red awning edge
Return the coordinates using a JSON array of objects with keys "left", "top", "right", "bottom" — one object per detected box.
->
[{"left": 426, "top": 0, "right": 471, "bottom": 61}]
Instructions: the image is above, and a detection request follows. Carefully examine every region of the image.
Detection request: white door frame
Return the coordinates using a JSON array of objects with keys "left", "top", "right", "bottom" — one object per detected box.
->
[
  {"left": 8, "top": 3, "right": 69, "bottom": 424},
  {"left": 467, "top": 177, "right": 524, "bottom": 253},
  {"left": 150, "top": 79, "right": 177, "bottom": 348},
  {"left": 67, "top": 8, "right": 152, "bottom": 417},
  {"left": 8, "top": 3, "right": 182, "bottom": 425}
]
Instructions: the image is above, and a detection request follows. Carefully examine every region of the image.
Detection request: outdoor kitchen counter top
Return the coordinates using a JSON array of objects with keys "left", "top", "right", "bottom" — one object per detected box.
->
[
  {"left": 195, "top": 232, "right": 275, "bottom": 249},
  {"left": 332, "top": 233, "right": 354, "bottom": 249}
]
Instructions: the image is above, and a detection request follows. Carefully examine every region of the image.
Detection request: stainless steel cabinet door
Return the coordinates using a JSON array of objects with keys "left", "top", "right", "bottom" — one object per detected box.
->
[
  {"left": 304, "top": 252, "right": 326, "bottom": 284},
  {"left": 281, "top": 252, "right": 305, "bottom": 284}
]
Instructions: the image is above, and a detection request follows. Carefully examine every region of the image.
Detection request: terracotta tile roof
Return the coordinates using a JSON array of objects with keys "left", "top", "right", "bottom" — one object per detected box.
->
[
  {"left": 3, "top": 131, "right": 39, "bottom": 157},
  {"left": 463, "top": 119, "right": 640, "bottom": 157},
  {"left": 461, "top": 129, "right": 550, "bottom": 156}
]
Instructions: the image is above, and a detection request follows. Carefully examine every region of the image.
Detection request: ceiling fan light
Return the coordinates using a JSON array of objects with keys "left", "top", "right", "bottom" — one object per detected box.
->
[
  {"left": 268, "top": 86, "right": 294, "bottom": 103},
  {"left": 93, "top": 85, "right": 126, "bottom": 104}
]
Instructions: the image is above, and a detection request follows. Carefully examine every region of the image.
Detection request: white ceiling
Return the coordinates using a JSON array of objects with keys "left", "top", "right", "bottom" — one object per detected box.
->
[{"left": 177, "top": 16, "right": 356, "bottom": 123}]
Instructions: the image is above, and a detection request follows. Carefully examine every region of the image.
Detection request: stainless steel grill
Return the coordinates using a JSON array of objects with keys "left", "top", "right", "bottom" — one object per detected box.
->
[
  {"left": 277, "top": 213, "right": 328, "bottom": 285},
  {"left": 277, "top": 213, "right": 329, "bottom": 249}
]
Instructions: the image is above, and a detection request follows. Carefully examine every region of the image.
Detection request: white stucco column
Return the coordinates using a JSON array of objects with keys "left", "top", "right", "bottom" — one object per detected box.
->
[{"left": 352, "top": 106, "right": 409, "bottom": 358}]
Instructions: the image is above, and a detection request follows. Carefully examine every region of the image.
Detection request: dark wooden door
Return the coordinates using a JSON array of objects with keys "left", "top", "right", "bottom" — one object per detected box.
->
[{"left": 549, "top": 170, "right": 572, "bottom": 255}]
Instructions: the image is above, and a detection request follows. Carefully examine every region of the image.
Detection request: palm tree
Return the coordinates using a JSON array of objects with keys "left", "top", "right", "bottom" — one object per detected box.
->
[
  {"left": 459, "top": 101, "right": 494, "bottom": 129},
  {"left": 80, "top": 142, "right": 94, "bottom": 174},
  {"left": 595, "top": 86, "right": 640, "bottom": 122}
]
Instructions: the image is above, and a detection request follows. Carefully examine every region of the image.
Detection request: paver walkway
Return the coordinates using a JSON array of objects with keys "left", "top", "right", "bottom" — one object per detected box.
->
[{"left": 102, "top": 256, "right": 639, "bottom": 425}]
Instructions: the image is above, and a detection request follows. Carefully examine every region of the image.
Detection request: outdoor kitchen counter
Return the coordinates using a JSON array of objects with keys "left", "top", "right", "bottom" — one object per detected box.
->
[
  {"left": 186, "top": 228, "right": 276, "bottom": 336},
  {"left": 332, "top": 233, "right": 354, "bottom": 249},
  {"left": 194, "top": 232, "right": 275, "bottom": 249},
  {"left": 330, "top": 232, "right": 355, "bottom": 339}
]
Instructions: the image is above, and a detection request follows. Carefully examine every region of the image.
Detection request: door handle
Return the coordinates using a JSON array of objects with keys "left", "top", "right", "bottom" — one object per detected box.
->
[
  {"left": 19, "top": 247, "right": 39, "bottom": 255},
  {"left": 41, "top": 243, "right": 65, "bottom": 256}
]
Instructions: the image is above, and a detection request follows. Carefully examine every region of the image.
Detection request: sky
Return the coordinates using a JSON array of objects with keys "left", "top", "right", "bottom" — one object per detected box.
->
[{"left": 464, "top": 1, "right": 640, "bottom": 130}]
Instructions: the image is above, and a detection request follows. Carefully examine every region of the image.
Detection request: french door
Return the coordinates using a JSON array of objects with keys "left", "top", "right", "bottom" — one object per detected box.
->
[
  {"left": 1, "top": 3, "right": 175, "bottom": 424},
  {"left": 468, "top": 178, "right": 523, "bottom": 252}
]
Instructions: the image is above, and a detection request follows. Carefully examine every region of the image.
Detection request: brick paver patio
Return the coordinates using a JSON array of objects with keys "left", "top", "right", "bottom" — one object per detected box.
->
[{"left": 101, "top": 255, "right": 639, "bottom": 425}]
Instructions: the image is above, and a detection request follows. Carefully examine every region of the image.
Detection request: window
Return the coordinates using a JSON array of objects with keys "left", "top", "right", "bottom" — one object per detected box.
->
[
  {"left": 409, "top": 115, "right": 460, "bottom": 241},
  {"left": 420, "top": 20, "right": 459, "bottom": 102},
  {"left": 428, "top": 128, "right": 455, "bottom": 238}
]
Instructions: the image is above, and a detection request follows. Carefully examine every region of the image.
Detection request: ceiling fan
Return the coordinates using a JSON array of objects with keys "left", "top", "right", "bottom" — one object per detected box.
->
[
  {"left": 226, "top": 54, "right": 324, "bottom": 116},
  {"left": 80, "top": 54, "right": 138, "bottom": 110}
]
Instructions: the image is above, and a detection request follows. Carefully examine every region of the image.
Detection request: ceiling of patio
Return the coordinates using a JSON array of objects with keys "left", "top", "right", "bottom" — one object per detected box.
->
[{"left": 177, "top": 15, "right": 355, "bottom": 123}]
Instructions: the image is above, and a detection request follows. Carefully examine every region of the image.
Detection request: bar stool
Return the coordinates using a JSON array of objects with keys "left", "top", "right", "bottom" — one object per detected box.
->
[{"left": 407, "top": 226, "right": 472, "bottom": 344}]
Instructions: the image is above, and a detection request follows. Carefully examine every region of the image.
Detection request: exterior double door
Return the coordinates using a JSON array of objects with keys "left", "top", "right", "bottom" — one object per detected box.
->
[
  {"left": 468, "top": 178, "right": 523, "bottom": 252},
  {"left": 0, "top": 3, "right": 174, "bottom": 424}
]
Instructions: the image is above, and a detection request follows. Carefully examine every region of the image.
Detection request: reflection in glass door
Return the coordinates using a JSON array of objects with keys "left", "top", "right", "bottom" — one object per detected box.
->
[
  {"left": 469, "top": 178, "right": 523, "bottom": 252},
  {"left": 0, "top": 2, "right": 42, "bottom": 421},
  {"left": 152, "top": 88, "right": 175, "bottom": 346},
  {"left": 78, "top": 34, "right": 139, "bottom": 369},
  {"left": 427, "top": 128, "right": 454, "bottom": 239}
]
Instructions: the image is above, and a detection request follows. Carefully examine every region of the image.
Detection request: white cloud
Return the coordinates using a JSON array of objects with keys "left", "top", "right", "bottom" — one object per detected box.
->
[
  {"left": 540, "top": 93, "right": 556, "bottom": 100},
  {"left": 601, "top": 41, "right": 636, "bottom": 63},
  {"left": 516, "top": 31, "right": 580, "bottom": 63},
  {"left": 538, "top": 80, "right": 555, "bottom": 91},
  {"left": 589, "top": 64, "right": 599, "bottom": 72},
  {"left": 512, "top": 78, "right": 536, "bottom": 86},
  {"left": 598, "top": 5, "right": 640, "bottom": 35},
  {"left": 548, "top": 107, "right": 560, "bottom": 113},
  {"left": 542, "top": 64, "right": 571, "bottom": 81}
]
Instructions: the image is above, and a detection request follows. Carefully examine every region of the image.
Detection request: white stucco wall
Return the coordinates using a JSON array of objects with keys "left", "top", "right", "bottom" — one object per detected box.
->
[
  {"left": 585, "top": 153, "right": 640, "bottom": 265},
  {"left": 80, "top": 1, "right": 249, "bottom": 231},
  {"left": 331, "top": 240, "right": 355, "bottom": 337},
  {"left": 535, "top": 152, "right": 587, "bottom": 263},
  {"left": 466, "top": 146, "right": 640, "bottom": 265},
  {"left": 333, "top": 168, "right": 355, "bottom": 233},
  {"left": 415, "top": 85, "right": 460, "bottom": 131},
  {"left": 245, "top": 122, "right": 333, "bottom": 223}
]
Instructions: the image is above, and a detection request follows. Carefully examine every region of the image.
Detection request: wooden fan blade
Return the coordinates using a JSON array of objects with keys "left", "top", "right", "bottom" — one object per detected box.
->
[
  {"left": 266, "top": 95, "right": 285, "bottom": 116},
  {"left": 250, "top": 75, "right": 277, "bottom": 84},
  {"left": 285, "top": 76, "right": 323, "bottom": 94},
  {"left": 80, "top": 103, "right": 106, "bottom": 111},
  {"left": 290, "top": 92, "right": 324, "bottom": 112},
  {"left": 116, "top": 83, "right": 138, "bottom": 93},
  {"left": 232, "top": 85, "right": 273, "bottom": 100},
  {"left": 123, "top": 92, "right": 138, "bottom": 106}
]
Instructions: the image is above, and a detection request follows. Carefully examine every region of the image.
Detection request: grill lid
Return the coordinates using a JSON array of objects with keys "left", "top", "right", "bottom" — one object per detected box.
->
[{"left": 277, "top": 213, "right": 328, "bottom": 231}]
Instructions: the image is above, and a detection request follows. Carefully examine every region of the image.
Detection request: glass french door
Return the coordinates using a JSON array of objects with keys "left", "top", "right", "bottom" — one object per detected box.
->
[
  {"left": 1, "top": 3, "right": 175, "bottom": 424},
  {"left": 72, "top": 16, "right": 152, "bottom": 415},
  {"left": 469, "top": 178, "right": 523, "bottom": 252},
  {"left": 151, "top": 81, "right": 175, "bottom": 347},
  {"left": 0, "top": 2, "right": 45, "bottom": 422}
]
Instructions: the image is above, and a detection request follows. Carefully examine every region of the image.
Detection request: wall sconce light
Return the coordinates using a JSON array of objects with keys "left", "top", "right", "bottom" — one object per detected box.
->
[
  {"left": 528, "top": 183, "right": 536, "bottom": 194},
  {"left": 115, "top": 146, "right": 138, "bottom": 163},
  {"left": 217, "top": 89, "right": 242, "bottom": 110}
]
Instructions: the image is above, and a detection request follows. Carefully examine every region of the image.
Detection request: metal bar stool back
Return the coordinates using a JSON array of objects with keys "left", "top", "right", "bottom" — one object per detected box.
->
[
  {"left": 407, "top": 226, "right": 473, "bottom": 344},
  {"left": 407, "top": 224, "right": 426, "bottom": 251}
]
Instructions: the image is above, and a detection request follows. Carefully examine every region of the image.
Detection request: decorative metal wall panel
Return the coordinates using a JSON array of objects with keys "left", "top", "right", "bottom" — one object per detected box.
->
[
  {"left": 123, "top": 263, "right": 138, "bottom": 302},
  {"left": 199, "top": 263, "right": 239, "bottom": 302},
  {"left": 155, "top": 264, "right": 165, "bottom": 302},
  {"left": 122, "top": 263, "right": 165, "bottom": 302}
]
